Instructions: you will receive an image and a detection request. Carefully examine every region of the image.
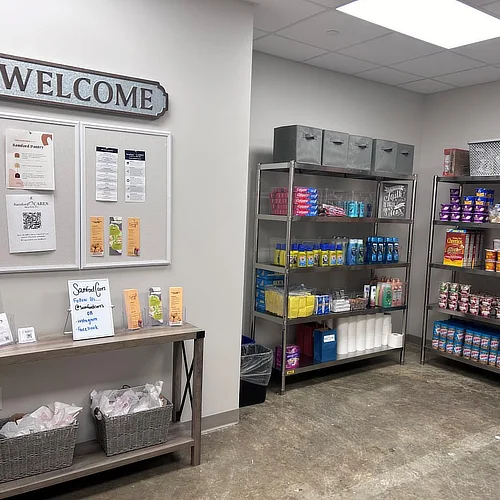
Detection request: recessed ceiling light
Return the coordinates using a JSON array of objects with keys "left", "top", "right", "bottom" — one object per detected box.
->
[
  {"left": 337, "top": 0, "right": 500, "bottom": 49},
  {"left": 326, "top": 29, "right": 340, "bottom": 36}
]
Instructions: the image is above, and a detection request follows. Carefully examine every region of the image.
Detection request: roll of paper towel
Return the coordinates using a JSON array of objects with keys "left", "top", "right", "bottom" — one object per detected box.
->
[
  {"left": 382, "top": 326, "right": 391, "bottom": 346},
  {"left": 388, "top": 332, "right": 404, "bottom": 348},
  {"left": 356, "top": 316, "right": 367, "bottom": 352},
  {"left": 347, "top": 317, "right": 356, "bottom": 353},
  {"left": 375, "top": 313, "right": 384, "bottom": 348},
  {"left": 337, "top": 318, "right": 349, "bottom": 344},
  {"left": 366, "top": 316, "right": 376, "bottom": 350},
  {"left": 337, "top": 341, "right": 348, "bottom": 355}
]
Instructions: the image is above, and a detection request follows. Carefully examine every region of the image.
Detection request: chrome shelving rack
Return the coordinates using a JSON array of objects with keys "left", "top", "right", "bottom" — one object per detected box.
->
[
  {"left": 420, "top": 174, "right": 500, "bottom": 370},
  {"left": 251, "top": 161, "right": 418, "bottom": 394}
]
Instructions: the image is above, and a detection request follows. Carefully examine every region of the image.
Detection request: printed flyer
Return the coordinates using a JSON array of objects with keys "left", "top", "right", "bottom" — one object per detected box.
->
[
  {"left": 6, "top": 129, "right": 55, "bottom": 190},
  {"left": 127, "top": 217, "right": 140, "bottom": 256},
  {"left": 109, "top": 216, "right": 122, "bottom": 255},
  {"left": 90, "top": 216, "right": 104, "bottom": 257}
]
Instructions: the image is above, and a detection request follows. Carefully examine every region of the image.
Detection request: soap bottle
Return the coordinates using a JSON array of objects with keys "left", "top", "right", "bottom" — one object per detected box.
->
[
  {"left": 386, "top": 238, "right": 394, "bottom": 263},
  {"left": 290, "top": 244, "right": 298, "bottom": 268},
  {"left": 313, "top": 243, "right": 320, "bottom": 267},
  {"left": 329, "top": 243, "right": 337, "bottom": 266},
  {"left": 306, "top": 244, "right": 315, "bottom": 267},
  {"left": 377, "top": 237, "right": 384, "bottom": 262},
  {"left": 280, "top": 244, "right": 286, "bottom": 267},
  {"left": 298, "top": 244, "right": 307, "bottom": 268},
  {"left": 357, "top": 239, "right": 365, "bottom": 265},
  {"left": 320, "top": 243, "right": 329, "bottom": 267},
  {"left": 382, "top": 282, "right": 393, "bottom": 308},
  {"left": 274, "top": 243, "right": 281, "bottom": 265}
]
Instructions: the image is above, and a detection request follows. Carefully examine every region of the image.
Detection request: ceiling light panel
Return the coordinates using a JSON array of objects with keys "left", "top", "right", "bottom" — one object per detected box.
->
[{"left": 338, "top": 0, "right": 500, "bottom": 49}]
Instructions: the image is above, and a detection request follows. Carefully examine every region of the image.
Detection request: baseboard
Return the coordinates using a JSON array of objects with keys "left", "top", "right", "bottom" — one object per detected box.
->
[
  {"left": 406, "top": 334, "right": 421, "bottom": 346},
  {"left": 202, "top": 408, "right": 239, "bottom": 434}
]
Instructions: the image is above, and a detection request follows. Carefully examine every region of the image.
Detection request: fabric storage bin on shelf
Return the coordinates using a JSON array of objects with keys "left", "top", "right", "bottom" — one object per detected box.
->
[
  {"left": 372, "top": 139, "right": 398, "bottom": 173},
  {"left": 396, "top": 143, "right": 415, "bottom": 174},
  {"left": 469, "top": 139, "right": 500, "bottom": 176},
  {"left": 322, "top": 130, "right": 349, "bottom": 167},
  {"left": 346, "top": 135, "right": 373, "bottom": 171},
  {"left": 93, "top": 386, "right": 173, "bottom": 457},
  {"left": 273, "top": 125, "right": 322, "bottom": 164},
  {"left": 0, "top": 418, "right": 78, "bottom": 483}
]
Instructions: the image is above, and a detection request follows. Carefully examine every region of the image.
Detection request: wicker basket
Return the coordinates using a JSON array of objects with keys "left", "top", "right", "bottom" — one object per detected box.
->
[
  {"left": 93, "top": 387, "right": 173, "bottom": 457},
  {"left": 469, "top": 139, "right": 500, "bottom": 176},
  {"left": 0, "top": 419, "right": 78, "bottom": 483}
]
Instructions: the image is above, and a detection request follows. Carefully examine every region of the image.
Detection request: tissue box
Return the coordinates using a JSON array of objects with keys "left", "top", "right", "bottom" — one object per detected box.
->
[{"left": 313, "top": 329, "right": 337, "bottom": 363}]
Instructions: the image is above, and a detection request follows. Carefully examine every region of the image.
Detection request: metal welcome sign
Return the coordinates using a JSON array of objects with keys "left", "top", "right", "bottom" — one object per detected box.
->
[{"left": 0, "top": 53, "right": 168, "bottom": 119}]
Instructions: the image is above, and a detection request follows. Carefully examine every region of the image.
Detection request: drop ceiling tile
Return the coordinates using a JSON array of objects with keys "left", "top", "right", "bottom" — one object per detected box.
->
[
  {"left": 252, "top": 0, "right": 325, "bottom": 32},
  {"left": 253, "top": 35, "right": 327, "bottom": 62},
  {"left": 462, "top": 0, "right": 498, "bottom": 5},
  {"left": 399, "top": 79, "right": 456, "bottom": 94},
  {"left": 356, "top": 67, "right": 419, "bottom": 85},
  {"left": 483, "top": 1, "right": 500, "bottom": 16},
  {"left": 277, "top": 9, "right": 390, "bottom": 51},
  {"left": 306, "top": 52, "right": 379, "bottom": 74},
  {"left": 308, "top": 0, "right": 352, "bottom": 7},
  {"left": 338, "top": 33, "right": 443, "bottom": 66},
  {"left": 454, "top": 37, "right": 500, "bottom": 64},
  {"left": 392, "top": 52, "right": 485, "bottom": 78},
  {"left": 435, "top": 65, "right": 500, "bottom": 86},
  {"left": 253, "top": 29, "right": 268, "bottom": 40}
]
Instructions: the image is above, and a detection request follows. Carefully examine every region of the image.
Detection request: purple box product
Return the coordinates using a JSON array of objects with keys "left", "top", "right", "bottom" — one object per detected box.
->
[
  {"left": 473, "top": 214, "right": 487, "bottom": 223},
  {"left": 463, "top": 346, "right": 472, "bottom": 359},
  {"left": 441, "top": 203, "right": 452, "bottom": 212},
  {"left": 462, "top": 205, "right": 474, "bottom": 214},
  {"left": 450, "top": 196, "right": 461, "bottom": 205},
  {"left": 275, "top": 345, "right": 300, "bottom": 370},
  {"left": 461, "top": 214, "right": 473, "bottom": 223},
  {"left": 439, "top": 212, "right": 451, "bottom": 221},
  {"left": 474, "top": 205, "right": 487, "bottom": 214},
  {"left": 471, "top": 346, "right": 480, "bottom": 361},
  {"left": 450, "top": 189, "right": 460, "bottom": 197},
  {"left": 463, "top": 196, "right": 476, "bottom": 206},
  {"left": 450, "top": 204, "right": 461, "bottom": 212},
  {"left": 450, "top": 213, "right": 462, "bottom": 222}
]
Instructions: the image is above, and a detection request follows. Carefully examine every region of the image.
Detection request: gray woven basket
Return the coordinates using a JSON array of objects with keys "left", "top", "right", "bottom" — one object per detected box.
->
[
  {"left": 93, "top": 387, "right": 173, "bottom": 457},
  {"left": 0, "top": 419, "right": 78, "bottom": 483}
]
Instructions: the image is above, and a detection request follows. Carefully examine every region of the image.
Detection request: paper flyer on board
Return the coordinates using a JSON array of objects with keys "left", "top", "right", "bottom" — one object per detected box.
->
[
  {"left": 127, "top": 217, "right": 140, "bottom": 256},
  {"left": 108, "top": 216, "right": 122, "bottom": 255},
  {"left": 124, "top": 150, "right": 146, "bottom": 203},
  {"left": 123, "top": 289, "right": 143, "bottom": 330},
  {"left": 6, "top": 129, "right": 55, "bottom": 190},
  {"left": 95, "top": 147, "right": 118, "bottom": 202},
  {"left": 6, "top": 194, "right": 56, "bottom": 253},
  {"left": 90, "top": 216, "right": 104, "bottom": 257}
]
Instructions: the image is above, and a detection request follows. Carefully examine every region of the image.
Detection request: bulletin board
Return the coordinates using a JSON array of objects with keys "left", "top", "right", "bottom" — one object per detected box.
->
[
  {"left": 0, "top": 112, "right": 80, "bottom": 274},
  {"left": 80, "top": 122, "right": 171, "bottom": 269}
]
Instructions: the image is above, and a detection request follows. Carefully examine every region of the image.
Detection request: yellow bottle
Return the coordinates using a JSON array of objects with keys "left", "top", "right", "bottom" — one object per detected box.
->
[
  {"left": 320, "top": 243, "right": 329, "bottom": 267},
  {"left": 298, "top": 245, "right": 307, "bottom": 268},
  {"left": 290, "top": 244, "right": 298, "bottom": 268},
  {"left": 279, "top": 244, "right": 286, "bottom": 267},
  {"left": 329, "top": 243, "right": 337, "bottom": 266},
  {"left": 274, "top": 243, "right": 281, "bottom": 265},
  {"left": 306, "top": 245, "right": 315, "bottom": 267},
  {"left": 313, "top": 244, "right": 320, "bottom": 267}
]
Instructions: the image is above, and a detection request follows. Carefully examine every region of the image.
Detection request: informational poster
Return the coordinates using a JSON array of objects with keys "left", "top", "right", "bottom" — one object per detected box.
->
[
  {"left": 0, "top": 313, "right": 14, "bottom": 347},
  {"left": 6, "top": 194, "right": 56, "bottom": 253},
  {"left": 68, "top": 279, "right": 114, "bottom": 341},
  {"left": 127, "top": 217, "right": 140, "bottom": 256},
  {"left": 95, "top": 146, "right": 118, "bottom": 202},
  {"left": 90, "top": 216, "right": 104, "bottom": 257},
  {"left": 6, "top": 129, "right": 55, "bottom": 190},
  {"left": 380, "top": 183, "right": 408, "bottom": 219},
  {"left": 125, "top": 150, "right": 146, "bottom": 203},
  {"left": 109, "top": 216, "right": 122, "bottom": 255}
]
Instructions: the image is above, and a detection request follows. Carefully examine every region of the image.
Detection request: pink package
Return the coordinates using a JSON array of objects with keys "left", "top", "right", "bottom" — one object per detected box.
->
[{"left": 275, "top": 345, "right": 300, "bottom": 370}]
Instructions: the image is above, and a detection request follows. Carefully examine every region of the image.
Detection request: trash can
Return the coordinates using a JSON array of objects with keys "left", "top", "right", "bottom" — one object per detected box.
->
[{"left": 239, "top": 344, "right": 273, "bottom": 407}]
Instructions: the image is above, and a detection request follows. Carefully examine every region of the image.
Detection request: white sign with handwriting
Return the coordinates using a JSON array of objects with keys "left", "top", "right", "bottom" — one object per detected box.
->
[{"left": 68, "top": 279, "right": 114, "bottom": 341}]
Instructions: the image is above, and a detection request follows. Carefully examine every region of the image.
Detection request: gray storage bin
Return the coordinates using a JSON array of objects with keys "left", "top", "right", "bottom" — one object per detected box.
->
[
  {"left": 396, "top": 143, "right": 415, "bottom": 175},
  {"left": 372, "top": 139, "right": 398, "bottom": 173},
  {"left": 273, "top": 125, "right": 322, "bottom": 164},
  {"left": 347, "top": 135, "right": 373, "bottom": 171},
  {"left": 322, "top": 130, "right": 349, "bottom": 167}
]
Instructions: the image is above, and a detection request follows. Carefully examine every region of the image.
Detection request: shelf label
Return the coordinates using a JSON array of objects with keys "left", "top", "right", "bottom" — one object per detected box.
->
[{"left": 286, "top": 370, "right": 295, "bottom": 375}]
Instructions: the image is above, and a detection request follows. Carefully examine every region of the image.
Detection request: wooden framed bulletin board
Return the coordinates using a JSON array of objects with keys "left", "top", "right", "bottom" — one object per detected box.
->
[
  {"left": 80, "top": 122, "right": 172, "bottom": 270},
  {"left": 0, "top": 112, "right": 80, "bottom": 274}
]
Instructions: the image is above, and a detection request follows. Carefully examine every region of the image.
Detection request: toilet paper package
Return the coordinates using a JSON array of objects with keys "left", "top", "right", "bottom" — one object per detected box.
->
[
  {"left": 347, "top": 317, "right": 356, "bottom": 353},
  {"left": 337, "top": 318, "right": 349, "bottom": 355},
  {"left": 375, "top": 313, "right": 384, "bottom": 347},
  {"left": 366, "top": 316, "right": 376, "bottom": 349},
  {"left": 356, "top": 316, "right": 367, "bottom": 352}
]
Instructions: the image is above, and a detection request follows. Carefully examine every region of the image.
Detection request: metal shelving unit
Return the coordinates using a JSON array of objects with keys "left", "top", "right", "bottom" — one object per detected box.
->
[
  {"left": 420, "top": 174, "right": 500, "bottom": 372},
  {"left": 251, "top": 161, "right": 418, "bottom": 394}
]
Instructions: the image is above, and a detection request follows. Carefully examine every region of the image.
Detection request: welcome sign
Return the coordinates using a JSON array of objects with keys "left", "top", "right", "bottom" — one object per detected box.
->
[{"left": 0, "top": 53, "right": 168, "bottom": 119}]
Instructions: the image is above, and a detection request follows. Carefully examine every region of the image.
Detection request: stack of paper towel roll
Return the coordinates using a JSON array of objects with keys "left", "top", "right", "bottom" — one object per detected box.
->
[
  {"left": 374, "top": 313, "right": 384, "bottom": 348},
  {"left": 337, "top": 318, "right": 349, "bottom": 355},
  {"left": 382, "top": 314, "right": 392, "bottom": 346}
]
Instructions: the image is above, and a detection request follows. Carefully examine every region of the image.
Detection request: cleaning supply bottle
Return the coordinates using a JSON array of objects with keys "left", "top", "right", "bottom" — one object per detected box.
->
[
  {"left": 274, "top": 243, "right": 281, "bottom": 265},
  {"left": 347, "top": 239, "right": 357, "bottom": 266},
  {"left": 394, "top": 238, "right": 400, "bottom": 263},
  {"left": 320, "top": 243, "right": 329, "bottom": 267},
  {"left": 306, "top": 244, "right": 315, "bottom": 267},
  {"left": 280, "top": 244, "right": 286, "bottom": 267},
  {"left": 357, "top": 239, "right": 365, "bottom": 265},
  {"left": 377, "top": 237, "right": 384, "bottom": 262},
  {"left": 329, "top": 243, "right": 337, "bottom": 266},
  {"left": 298, "top": 244, "right": 307, "bottom": 268},
  {"left": 336, "top": 242, "right": 344, "bottom": 266},
  {"left": 313, "top": 243, "right": 320, "bottom": 267},
  {"left": 290, "top": 244, "right": 298, "bottom": 268}
]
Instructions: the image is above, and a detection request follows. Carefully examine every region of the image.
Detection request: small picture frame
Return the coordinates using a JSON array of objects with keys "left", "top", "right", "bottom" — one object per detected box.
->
[
  {"left": 380, "top": 183, "right": 408, "bottom": 219},
  {"left": 17, "top": 327, "right": 37, "bottom": 344}
]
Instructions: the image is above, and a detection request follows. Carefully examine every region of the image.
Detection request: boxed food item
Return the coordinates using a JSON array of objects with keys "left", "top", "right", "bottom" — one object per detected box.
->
[
  {"left": 443, "top": 230, "right": 466, "bottom": 267},
  {"left": 443, "top": 148, "right": 470, "bottom": 177}
]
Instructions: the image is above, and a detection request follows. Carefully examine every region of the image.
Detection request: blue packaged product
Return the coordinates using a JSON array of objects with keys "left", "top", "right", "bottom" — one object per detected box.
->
[
  {"left": 386, "top": 238, "right": 394, "bottom": 263},
  {"left": 463, "top": 346, "right": 472, "bottom": 359},
  {"left": 471, "top": 346, "right": 480, "bottom": 361},
  {"left": 323, "top": 296, "right": 330, "bottom": 314},
  {"left": 454, "top": 325, "right": 465, "bottom": 344},
  {"left": 313, "top": 329, "right": 337, "bottom": 363},
  {"left": 446, "top": 342, "right": 454, "bottom": 354},
  {"left": 479, "top": 349, "right": 489, "bottom": 364},
  {"left": 447, "top": 325, "right": 456, "bottom": 342},
  {"left": 336, "top": 243, "right": 344, "bottom": 266},
  {"left": 370, "top": 238, "right": 378, "bottom": 263},
  {"left": 357, "top": 239, "right": 365, "bottom": 265},
  {"left": 347, "top": 239, "right": 357, "bottom": 266},
  {"left": 393, "top": 238, "right": 399, "bottom": 263},
  {"left": 366, "top": 204, "right": 373, "bottom": 217},
  {"left": 480, "top": 334, "right": 491, "bottom": 350},
  {"left": 347, "top": 200, "right": 358, "bottom": 218},
  {"left": 432, "top": 321, "right": 441, "bottom": 340},
  {"left": 452, "top": 342, "right": 463, "bottom": 356},
  {"left": 377, "top": 237, "right": 384, "bottom": 262},
  {"left": 315, "top": 296, "right": 324, "bottom": 316},
  {"left": 359, "top": 202, "right": 365, "bottom": 218},
  {"left": 472, "top": 331, "right": 482, "bottom": 347},
  {"left": 489, "top": 351, "right": 498, "bottom": 366}
]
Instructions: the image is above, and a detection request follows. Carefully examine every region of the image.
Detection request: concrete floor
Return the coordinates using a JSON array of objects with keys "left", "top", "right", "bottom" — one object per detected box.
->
[{"left": 23, "top": 346, "right": 500, "bottom": 500}]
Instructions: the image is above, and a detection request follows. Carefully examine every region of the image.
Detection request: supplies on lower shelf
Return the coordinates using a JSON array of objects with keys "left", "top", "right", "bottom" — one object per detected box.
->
[
  {"left": 275, "top": 344, "right": 300, "bottom": 370},
  {"left": 438, "top": 281, "right": 500, "bottom": 318},
  {"left": 432, "top": 320, "right": 500, "bottom": 368},
  {"left": 256, "top": 269, "right": 284, "bottom": 313}
]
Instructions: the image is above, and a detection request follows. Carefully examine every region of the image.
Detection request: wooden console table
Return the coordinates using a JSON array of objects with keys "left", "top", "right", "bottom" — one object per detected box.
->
[{"left": 0, "top": 324, "right": 205, "bottom": 499}]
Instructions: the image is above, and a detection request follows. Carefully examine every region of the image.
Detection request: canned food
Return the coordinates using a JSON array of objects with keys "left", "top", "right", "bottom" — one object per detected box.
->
[
  {"left": 485, "top": 260, "right": 496, "bottom": 272},
  {"left": 497, "top": 261, "right": 500, "bottom": 273},
  {"left": 485, "top": 249, "right": 497, "bottom": 260}
]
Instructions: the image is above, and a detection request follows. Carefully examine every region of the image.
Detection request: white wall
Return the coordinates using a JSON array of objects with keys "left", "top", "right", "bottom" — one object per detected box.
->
[
  {"left": 245, "top": 52, "right": 425, "bottom": 344},
  {"left": 0, "top": 0, "right": 253, "bottom": 441}
]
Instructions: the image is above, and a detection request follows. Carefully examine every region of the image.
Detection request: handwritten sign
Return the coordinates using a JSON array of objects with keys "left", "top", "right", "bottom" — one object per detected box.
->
[
  {"left": 68, "top": 279, "right": 114, "bottom": 341},
  {"left": 380, "top": 183, "right": 408, "bottom": 219}
]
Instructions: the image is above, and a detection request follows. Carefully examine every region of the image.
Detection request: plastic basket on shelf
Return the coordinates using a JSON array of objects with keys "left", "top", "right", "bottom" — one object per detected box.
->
[
  {"left": 0, "top": 419, "right": 78, "bottom": 483},
  {"left": 469, "top": 139, "right": 500, "bottom": 176},
  {"left": 93, "top": 385, "right": 173, "bottom": 457}
]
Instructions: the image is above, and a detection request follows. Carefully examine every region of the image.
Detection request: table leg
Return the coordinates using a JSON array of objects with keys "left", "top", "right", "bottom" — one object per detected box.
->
[
  {"left": 191, "top": 334, "right": 204, "bottom": 466},
  {"left": 172, "top": 341, "right": 182, "bottom": 422}
]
